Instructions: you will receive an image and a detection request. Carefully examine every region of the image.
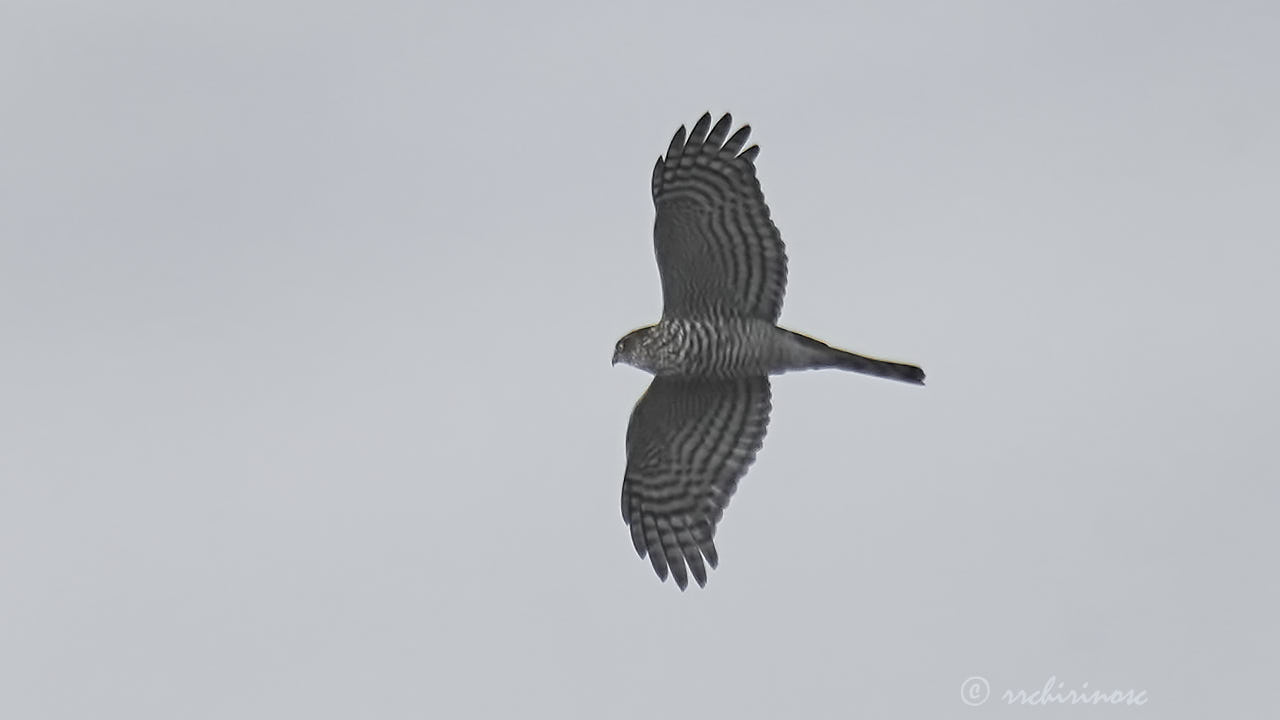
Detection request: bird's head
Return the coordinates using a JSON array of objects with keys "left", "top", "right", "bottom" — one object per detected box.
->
[{"left": 612, "top": 325, "right": 658, "bottom": 370}]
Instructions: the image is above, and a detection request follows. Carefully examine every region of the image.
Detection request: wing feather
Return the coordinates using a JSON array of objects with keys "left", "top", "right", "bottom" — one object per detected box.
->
[
  {"left": 621, "top": 376, "right": 772, "bottom": 589},
  {"left": 688, "top": 112, "right": 713, "bottom": 145},
  {"left": 721, "top": 124, "right": 752, "bottom": 157},
  {"left": 651, "top": 114, "right": 787, "bottom": 321}
]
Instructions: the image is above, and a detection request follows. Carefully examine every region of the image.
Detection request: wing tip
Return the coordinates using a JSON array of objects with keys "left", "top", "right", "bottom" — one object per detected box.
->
[
  {"left": 689, "top": 112, "right": 713, "bottom": 144},
  {"left": 665, "top": 125, "right": 688, "bottom": 162}
]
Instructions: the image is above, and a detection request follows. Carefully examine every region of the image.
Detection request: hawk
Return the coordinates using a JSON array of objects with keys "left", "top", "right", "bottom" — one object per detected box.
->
[{"left": 613, "top": 113, "right": 924, "bottom": 589}]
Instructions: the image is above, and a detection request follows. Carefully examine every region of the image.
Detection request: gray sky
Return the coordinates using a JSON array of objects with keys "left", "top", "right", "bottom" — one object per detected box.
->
[{"left": 3, "top": 1, "right": 1277, "bottom": 718}]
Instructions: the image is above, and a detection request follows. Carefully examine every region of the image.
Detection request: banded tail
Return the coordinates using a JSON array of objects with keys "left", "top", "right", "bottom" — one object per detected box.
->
[{"left": 785, "top": 329, "right": 925, "bottom": 385}]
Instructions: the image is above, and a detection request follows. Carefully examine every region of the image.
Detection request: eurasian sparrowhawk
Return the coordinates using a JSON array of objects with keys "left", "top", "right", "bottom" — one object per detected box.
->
[{"left": 613, "top": 113, "right": 924, "bottom": 589}]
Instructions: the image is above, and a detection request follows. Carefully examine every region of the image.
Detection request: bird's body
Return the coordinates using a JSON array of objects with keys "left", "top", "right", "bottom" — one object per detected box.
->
[
  {"left": 618, "top": 318, "right": 925, "bottom": 382},
  {"left": 617, "top": 317, "right": 784, "bottom": 376},
  {"left": 613, "top": 113, "right": 924, "bottom": 590}
]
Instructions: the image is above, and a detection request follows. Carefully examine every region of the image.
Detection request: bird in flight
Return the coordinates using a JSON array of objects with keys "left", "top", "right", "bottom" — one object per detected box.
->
[{"left": 613, "top": 113, "right": 924, "bottom": 590}]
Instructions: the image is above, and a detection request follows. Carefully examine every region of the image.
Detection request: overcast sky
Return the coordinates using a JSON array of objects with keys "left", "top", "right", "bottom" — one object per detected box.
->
[{"left": 3, "top": 1, "right": 1277, "bottom": 718}]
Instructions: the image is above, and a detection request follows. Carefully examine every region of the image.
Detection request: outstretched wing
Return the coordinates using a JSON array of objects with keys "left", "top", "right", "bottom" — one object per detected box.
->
[
  {"left": 652, "top": 113, "right": 788, "bottom": 322},
  {"left": 621, "top": 376, "right": 772, "bottom": 589}
]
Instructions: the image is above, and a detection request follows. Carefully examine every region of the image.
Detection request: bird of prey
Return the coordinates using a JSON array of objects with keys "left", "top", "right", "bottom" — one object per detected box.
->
[{"left": 613, "top": 112, "right": 924, "bottom": 590}]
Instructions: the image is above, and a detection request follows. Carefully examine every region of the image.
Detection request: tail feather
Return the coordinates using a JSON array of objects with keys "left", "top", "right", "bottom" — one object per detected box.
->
[
  {"left": 785, "top": 329, "right": 925, "bottom": 385},
  {"left": 826, "top": 348, "right": 925, "bottom": 385}
]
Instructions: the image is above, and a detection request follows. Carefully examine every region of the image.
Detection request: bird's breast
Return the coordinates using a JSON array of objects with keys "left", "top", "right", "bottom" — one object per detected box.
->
[{"left": 651, "top": 318, "right": 784, "bottom": 378}]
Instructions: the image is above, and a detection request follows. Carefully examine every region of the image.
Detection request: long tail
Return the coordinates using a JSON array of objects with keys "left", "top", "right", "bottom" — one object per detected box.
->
[
  {"left": 786, "top": 330, "right": 925, "bottom": 385},
  {"left": 825, "top": 348, "right": 925, "bottom": 384}
]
